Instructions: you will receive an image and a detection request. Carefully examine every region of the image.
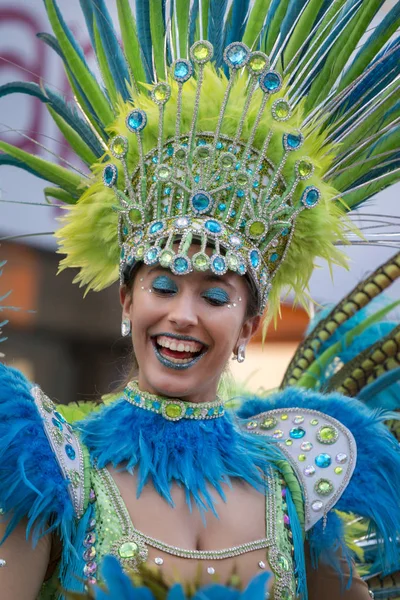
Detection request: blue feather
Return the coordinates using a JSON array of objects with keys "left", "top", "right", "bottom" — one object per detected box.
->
[
  {"left": 79, "top": 0, "right": 96, "bottom": 48},
  {"left": 0, "top": 154, "right": 55, "bottom": 182},
  {"left": 207, "top": 0, "right": 229, "bottom": 67},
  {"left": 135, "top": 0, "right": 154, "bottom": 82},
  {"left": 226, "top": 0, "right": 251, "bottom": 46},
  {"left": 286, "top": 485, "right": 308, "bottom": 599},
  {"left": 237, "top": 387, "right": 400, "bottom": 575},
  {"left": 90, "top": 0, "right": 131, "bottom": 101},
  {"left": 358, "top": 367, "right": 400, "bottom": 409},
  {"left": 77, "top": 398, "right": 281, "bottom": 517},
  {"left": 189, "top": 0, "right": 200, "bottom": 47}
]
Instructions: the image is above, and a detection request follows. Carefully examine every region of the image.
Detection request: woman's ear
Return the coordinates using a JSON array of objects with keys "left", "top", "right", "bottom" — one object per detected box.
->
[
  {"left": 119, "top": 285, "right": 133, "bottom": 318},
  {"left": 235, "top": 315, "right": 261, "bottom": 352}
]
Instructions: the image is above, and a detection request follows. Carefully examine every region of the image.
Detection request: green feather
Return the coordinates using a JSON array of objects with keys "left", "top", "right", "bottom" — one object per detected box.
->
[
  {"left": 0, "top": 140, "right": 83, "bottom": 198},
  {"left": 175, "top": 0, "right": 191, "bottom": 59},
  {"left": 242, "top": 0, "right": 272, "bottom": 49},
  {"left": 47, "top": 106, "right": 98, "bottom": 166},
  {"left": 44, "top": 0, "right": 113, "bottom": 127},
  {"left": 116, "top": 0, "right": 146, "bottom": 91},
  {"left": 92, "top": 18, "right": 118, "bottom": 107},
  {"left": 149, "top": 0, "right": 166, "bottom": 79},
  {"left": 44, "top": 187, "right": 77, "bottom": 205},
  {"left": 263, "top": 0, "right": 290, "bottom": 56}
]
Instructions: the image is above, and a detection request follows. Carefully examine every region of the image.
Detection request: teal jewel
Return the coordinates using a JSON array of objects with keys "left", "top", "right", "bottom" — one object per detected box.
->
[
  {"left": 54, "top": 411, "right": 66, "bottom": 423},
  {"left": 165, "top": 187, "right": 171, "bottom": 195},
  {"left": 301, "top": 186, "right": 321, "bottom": 208},
  {"left": 225, "top": 43, "right": 249, "bottom": 68},
  {"left": 211, "top": 255, "right": 227, "bottom": 274},
  {"left": 230, "top": 210, "right": 236, "bottom": 217},
  {"left": 173, "top": 256, "right": 190, "bottom": 274},
  {"left": 173, "top": 59, "right": 192, "bottom": 82},
  {"left": 191, "top": 191, "right": 212, "bottom": 214},
  {"left": 281, "top": 228, "right": 289, "bottom": 236},
  {"left": 283, "top": 132, "right": 303, "bottom": 151},
  {"left": 153, "top": 401, "right": 161, "bottom": 410},
  {"left": 152, "top": 156, "right": 158, "bottom": 164},
  {"left": 315, "top": 453, "right": 332, "bottom": 468},
  {"left": 270, "top": 252, "right": 279, "bottom": 262},
  {"left": 250, "top": 249, "right": 260, "bottom": 269},
  {"left": 126, "top": 109, "right": 147, "bottom": 132},
  {"left": 149, "top": 221, "right": 164, "bottom": 234},
  {"left": 290, "top": 427, "right": 306, "bottom": 439},
  {"left": 218, "top": 203, "right": 226, "bottom": 211},
  {"left": 207, "top": 408, "right": 215, "bottom": 416},
  {"left": 103, "top": 164, "right": 117, "bottom": 187},
  {"left": 216, "top": 142, "right": 223, "bottom": 149},
  {"left": 238, "top": 262, "right": 246, "bottom": 275},
  {"left": 260, "top": 71, "right": 282, "bottom": 93},
  {"left": 237, "top": 190, "right": 244, "bottom": 198},
  {"left": 167, "top": 145, "right": 174, "bottom": 156},
  {"left": 186, "top": 407, "right": 194, "bottom": 416},
  {"left": 205, "top": 219, "right": 222, "bottom": 235},
  {"left": 65, "top": 444, "right": 76, "bottom": 460},
  {"left": 145, "top": 247, "right": 160, "bottom": 264},
  {"left": 194, "top": 175, "right": 200, "bottom": 183},
  {"left": 52, "top": 418, "right": 63, "bottom": 431}
]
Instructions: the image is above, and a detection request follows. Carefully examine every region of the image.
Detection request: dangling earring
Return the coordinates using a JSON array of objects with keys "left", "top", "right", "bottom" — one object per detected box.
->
[
  {"left": 236, "top": 344, "right": 246, "bottom": 363},
  {"left": 121, "top": 318, "right": 131, "bottom": 337}
]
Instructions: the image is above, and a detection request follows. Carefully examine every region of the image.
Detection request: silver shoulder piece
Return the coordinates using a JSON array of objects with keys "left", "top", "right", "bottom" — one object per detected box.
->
[
  {"left": 240, "top": 407, "right": 357, "bottom": 530},
  {"left": 31, "top": 386, "right": 85, "bottom": 518}
]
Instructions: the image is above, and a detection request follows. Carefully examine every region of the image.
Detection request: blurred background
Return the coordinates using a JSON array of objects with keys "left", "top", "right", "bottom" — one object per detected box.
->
[{"left": 1, "top": 0, "right": 399, "bottom": 404}]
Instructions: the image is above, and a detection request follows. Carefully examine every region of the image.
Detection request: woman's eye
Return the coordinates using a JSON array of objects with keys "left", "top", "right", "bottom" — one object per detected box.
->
[
  {"left": 151, "top": 275, "right": 178, "bottom": 295},
  {"left": 202, "top": 288, "right": 230, "bottom": 306}
]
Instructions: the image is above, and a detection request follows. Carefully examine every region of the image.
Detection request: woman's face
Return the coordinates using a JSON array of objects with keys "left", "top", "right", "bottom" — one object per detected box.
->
[{"left": 120, "top": 251, "right": 260, "bottom": 403}]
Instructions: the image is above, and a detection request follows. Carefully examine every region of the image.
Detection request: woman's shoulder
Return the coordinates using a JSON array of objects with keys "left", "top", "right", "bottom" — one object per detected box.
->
[{"left": 0, "top": 363, "right": 88, "bottom": 545}]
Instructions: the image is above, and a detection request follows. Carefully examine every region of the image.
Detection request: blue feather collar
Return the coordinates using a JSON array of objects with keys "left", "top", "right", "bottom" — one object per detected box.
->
[{"left": 77, "top": 395, "right": 278, "bottom": 515}]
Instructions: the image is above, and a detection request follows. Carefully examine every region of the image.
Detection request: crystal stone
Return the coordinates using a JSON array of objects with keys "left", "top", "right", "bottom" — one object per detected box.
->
[
  {"left": 226, "top": 44, "right": 248, "bottom": 67},
  {"left": 237, "top": 173, "right": 249, "bottom": 186},
  {"left": 212, "top": 255, "right": 226, "bottom": 273},
  {"left": 84, "top": 532, "right": 96, "bottom": 547},
  {"left": 304, "top": 465, "right": 316, "bottom": 477},
  {"left": 175, "top": 148, "right": 186, "bottom": 160},
  {"left": 315, "top": 453, "right": 332, "bottom": 468},
  {"left": 52, "top": 417, "right": 63, "bottom": 431},
  {"left": 175, "top": 217, "right": 189, "bottom": 228},
  {"left": 297, "top": 160, "right": 313, "bottom": 178},
  {"left": 197, "top": 146, "right": 210, "bottom": 159},
  {"left": 260, "top": 417, "right": 277, "bottom": 430},
  {"left": 83, "top": 561, "right": 97, "bottom": 576},
  {"left": 300, "top": 441, "right": 313, "bottom": 452},
  {"left": 248, "top": 53, "right": 268, "bottom": 72},
  {"left": 261, "top": 71, "right": 282, "bottom": 92},
  {"left": 258, "top": 561, "right": 266, "bottom": 569},
  {"left": 193, "top": 253, "right": 209, "bottom": 270},
  {"left": 111, "top": 139, "right": 126, "bottom": 157},
  {"left": 298, "top": 454, "right": 306, "bottom": 462},
  {"left": 127, "top": 110, "right": 146, "bottom": 131},
  {"left": 153, "top": 84, "right": 170, "bottom": 102},
  {"left": 154, "top": 557, "right": 164, "bottom": 565},
  {"left": 270, "top": 252, "right": 279, "bottom": 263},
  {"left": 302, "top": 187, "right": 320, "bottom": 208},
  {"left": 293, "top": 415, "right": 304, "bottom": 424},
  {"left": 192, "top": 192, "right": 211, "bottom": 213},
  {"left": 311, "top": 500, "right": 323, "bottom": 512},
  {"left": 65, "top": 444, "right": 76, "bottom": 460},
  {"left": 149, "top": 221, "right": 164, "bottom": 234},
  {"left": 205, "top": 219, "right": 222, "bottom": 234},
  {"left": 174, "top": 60, "right": 191, "bottom": 81},
  {"left": 165, "top": 403, "right": 183, "bottom": 419},
  {"left": 89, "top": 488, "right": 96, "bottom": 503},
  {"left": 118, "top": 541, "right": 139, "bottom": 559},
  {"left": 173, "top": 257, "right": 189, "bottom": 273},
  {"left": 103, "top": 165, "right": 117, "bottom": 186},
  {"left": 157, "top": 166, "right": 170, "bottom": 180},
  {"left": 226, "top": 254, "right": 239, "bottom": 270},
  {"left": 229, "top": 235, "right": 242, "bottom": 248},
  {"left": 193, "top": 42, "right": 211, "bottom": 61},
  {"left": 273, "top": 429, "right": 284, "bottom": 439},
  {"left": 250, "top": 250, "right": 260, "bottom": 269},
  {"left": 285, "top": 133, "right": 303, "bottom": 150},
  {"left": 249, "top": 221, "right": 265, "bottom": 236},
  {"left": 207, "top": 566, "right": 216, "bottom": 575},
  {"left": 145, "top": 248, "right": 159, "bottom": 263},
  {"left": 247, "top": 420, "right": 258, "bottom": 430},
  {"left": 315, "top": 478, "right": 334, "bottom": 496},
  {"left": 310, "top": 418, "right": 319, "bottom": 426},
  {"left": 334, "top": 467, "right": 343, "bottom": 475},
  {"left": 336, "top": 453, "right": 348, "bottom": 464},
  {"left": 317, "top": 425, "right": 338, "bottom": 444},
  {"left": 289, "top": 427, "right": 306, "bottom": 439},
  {"left": 83, "top": 547, "right": 96, "bottom": 561},
  {"left": 285, "top": 439, "right": 293, "bottom": 446}
]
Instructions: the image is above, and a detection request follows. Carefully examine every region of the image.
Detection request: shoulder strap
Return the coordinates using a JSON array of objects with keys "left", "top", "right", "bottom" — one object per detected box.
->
[
  {"left": 31, "top": 386, "right": 86, "bottom": 518},
  {"left": 239, "top": 407, "right": 357, "bottom": 530}
]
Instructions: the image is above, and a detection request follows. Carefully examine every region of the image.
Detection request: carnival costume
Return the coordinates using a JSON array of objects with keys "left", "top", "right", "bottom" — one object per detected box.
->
[{"left": 1, "top": 0, "right": 400, "bottom": 598}]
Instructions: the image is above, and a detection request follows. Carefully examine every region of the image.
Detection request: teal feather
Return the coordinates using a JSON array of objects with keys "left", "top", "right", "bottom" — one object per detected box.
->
[
  {"left": 42, "top": 0, "right": 90, "bottom": 69},
  {"left": 79, "top": 0, "right": 96, "bottom": 48},
  {"left": 358, "top": 367, "right": 400, "bottom": 409},
  {"left": 0, "top": 154, "right": 48, "bottom": 180},
  {"left": 208, "top": 0, "right": 228, "bottom": 67},
  {"left": 135, "top": 0, "right": 153, "bottom": 82}
]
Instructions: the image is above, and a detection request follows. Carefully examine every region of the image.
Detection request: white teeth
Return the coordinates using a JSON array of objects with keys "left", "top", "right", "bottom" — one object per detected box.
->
[{"left": 155, "top": 335, "right": 203, "bottom": 353}]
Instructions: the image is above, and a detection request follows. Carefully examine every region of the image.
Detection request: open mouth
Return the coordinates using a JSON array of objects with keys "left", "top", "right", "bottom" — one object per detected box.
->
[{"left": 151, "top": 334, "right": 208, "bottom": 369}]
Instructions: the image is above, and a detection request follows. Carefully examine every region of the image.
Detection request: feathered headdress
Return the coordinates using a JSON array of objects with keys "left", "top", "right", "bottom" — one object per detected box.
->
[{"left": 1, "top": 0, "right": 399, "bottom": 316}]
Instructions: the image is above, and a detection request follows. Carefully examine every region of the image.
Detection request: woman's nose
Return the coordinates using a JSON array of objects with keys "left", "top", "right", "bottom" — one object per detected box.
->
[{"left": 167, "top": 293, "right": 199, "bottom": 329}]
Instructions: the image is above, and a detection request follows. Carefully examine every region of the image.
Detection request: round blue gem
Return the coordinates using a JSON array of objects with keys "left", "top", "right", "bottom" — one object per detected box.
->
[
  {"left": 216, "top": 142, "right": 223, "bottom": 150},
  {"left": 153, "top": 401, "right": 161, "bottom": 410},
  {"left": 103, "top": 165, "right": 117, "bottom": 186},
  {"left": 174, "top": 257, "right": 189, "bottom": 273},
  {"left": 315, "top": 453, "right": 332, "bottom": 468},
  {"left": 52, "top": 418, "right": 63, "bottom": 431},
  {"left": 230, "top": 210, "right": 236, "bottom": 217},
  {"left": 165, "top": 187, "right": 171, "bottom": 195},
  {"left": 192, "top": 192, "right": 211, "bottom": 213},
  {"left": 194, "top": 175, "right": 200, "bottom": 183},
  {"left": 253, "top": 181, "right": 259, "bottom": 188},
  {"left": 146, "top": 248, "right": 159, "bottom": 262},
  {"left": 260, "top": 71, "right": 281, "bottom": 92},
  {"left": 226, "top": 45, "right": 248, "bottom": 66},
  {"left": 218, "top": 406, "right": 224, "bottom": 413},
  {"left": 65, "top": 444, "right": 76, "bottom": 460},
  {"left": 281, "top": 228, "right": 289, "bottom": 236},
  {"left": 176, "top": 202, "right": 182, "bottom": 209},
  {"left": 289, "top": 427, "right": 306, "bottom": 439},
  {"left": 127, "top": 110, "right": 146, "bottom": 131},
  {"left": 134, "top": 394, "right": 141, "bottom": 403},
  {"left": 250, "top": 250, "right": 260, "bottom": 269},
  {"left": 186, "top": 407, "right": 194, "bottom": 416},
  {"left": 237, "top": 190, "right": 244, "bottom": 197},
  {"left": 167, "top": 145, "right": 174, "bottom": 156},
  {"left": 285, "top": 133, "right": 302, "bottom": 150},
  {"left": 205, "top": 220, "right": 222, "bottom": 234},
  {"left": 270, "top": 252, "right": 279, "bottom": 262},
  {"left": 150, "top": 221, "right": 164, "bottom": 234},
  {"left": 302, "top": 187, "right": 320, "bottom": 207},
  {"left": 152, "top": 156, "right": 158, "bottom": 164},
  {"left": 198, "top": 139, "right": 206, "bottom": 146},
  {"left": 174, "top": 61, "right": 190, "bottom": 80},
  {"left": 212, "top": 256, "right": 226, "bottom": 273},
  {"left": 218, "top": 203, "right": 226, "bottom": 211}
]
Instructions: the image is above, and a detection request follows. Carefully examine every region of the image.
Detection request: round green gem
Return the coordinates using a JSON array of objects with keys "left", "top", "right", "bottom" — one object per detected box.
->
[
  {"left": 260, "top": 417, "right": 277, "bottom": 430},
  {"left": 135, "top": 245, "right": 145, "bottom": 258},
  {"left": 236, "top": 173, "right": 249, "bottom": 186},
  {"left": 165, "top": 403, "right": 183, "bottom": 419},
  {"left": 248, "top": 54, "right": 267, "bottom": 73},
  {"left": 193, "top": 253, "right": 209, "bottom": 270},
  {"left": 159, "top": 250, "right": 174, "bottom": 267},
  {"left": 112, "top": 140, "right": 126, "bottom": 156},
  {"left": 221, "top": 155, "right": 234, "bottom": 169},
  {"left": 153, "top": 84, "right": 170, "bottom": 102},
  {"left": 298, "top": 454, "right": 306, "bottom": 462},
  {"left": 197, "top": 146, "right": 210, "bottom": 159},
  {"left": 193, "top": 43, "right": 210, "bottom": 60},
  {"left": 317, "top": 425, "right": 338, "bottom": 444},
  {"left": 315, "top": 478, "right": 334, "bottom": 496},
  {"left": 193, "top": 407, "right": 202, "bottom": 418},
  {"left": 310, "top": 419, "right": 319, "bottom": 426},
  {"left": 249, "top": 221, "right": 265, "bottom": 236},
  {"left": 281, "top": 414, "right": 288, "bottom": 421},
  {"left": 175, "top": 148, "right": 186, "bottom": 160},
  {"left": 158, "top": 166, "right": 170, "bottom": 180},
  {"left": 297, "top": 160, "right": 313, "bottom": 179},
  {"left": 273, "top": 100, "right": 291, "bottom": 120},
  {"left": 129, "top": 208, "right": 142, "bottom": 224},
  {"left": 285, "top": 439, "right": 293, "bottom": 446},
  {"left": 118, "top": 541, "right": 139, "bottom": 559},
  {"left": 145, "top": 399, "right": 153, "bottom": 410},
  {"left": 226, "top": 254, "right": 239, "bottom": 270},
  {"left": 53, "top": 429, "right": 63, "bottom": 445},
  {"left": 334, "top": 467, "right": 343, "bottom": 475}
]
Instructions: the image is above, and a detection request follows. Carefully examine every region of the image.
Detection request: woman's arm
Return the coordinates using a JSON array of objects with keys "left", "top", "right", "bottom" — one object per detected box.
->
[
  {"left": 305, "top": 544, "right": 372, "bottom": 599},
  {"left": 0, "top": 520, "right": 51, "bottom": 600}
]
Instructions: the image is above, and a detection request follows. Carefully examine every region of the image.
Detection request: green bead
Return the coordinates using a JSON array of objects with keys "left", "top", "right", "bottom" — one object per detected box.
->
[
  {"left": 193, "top": 407, "right": 202, "bottom": 418},
  {"left": 158, "top": 166, "right": 170, "bottom": 180},
  {"left": 197, "top": 146, "right": 210, "bottom": 159},
  {"left": 193, "top": 253, "right": 209, "bottom": 270},
  {"left": 273, "top": 100, "right": 291, "bottom": 120},
  {"left": 334, "top": 467, "right": 343, "bottom": 475},
  {"left": 165, "top": 403, "right": 183, "bottom": 419},
  {"left": 159, "top": 250, "right": 174, "bottom": 267},
  {"left": 260, "top": 417, "right": 277, "bottom": 430},
  {"left": 248, "top": 54, "right": 267, "bottom": 72},
  {"left": 236, "top": 173, "right": 249, "bottom": 186},
  {"left": 249, "top": 221, "right": 265, "bottom": 236},
  {"left": 112, "top": 140, "right": 126, "bottom": 156},
  {"left": 298, "top": 454, "right": 306, "bottom": 462},
  {"left": 317, "top": 425, "right": 338, "bottom": 444},
  {"left": 315, "top": 478, "right": 334, "bottom": 496},
  {"left": 175, "top": 148, "right": 186, "bottom": 160},
  {"left": 118, "top": 541, "right": 139, "bottom": 559},
  {"left": 277, "top": 553, "right": 290, "bottom": 571},
  {"left": 193, "top": 43, "right": 210, "bottom": 60},
  {"left": 310, "top": 419, "right": 319, "bottom": 426},
  {"left": 136, "top": 246, "right": 144, "bottom": 258},
  {"left": 297, "top": 160, "right": 313, "bottom": 178},
  {"left": 227, "top": 254, "right": 239, "bottom": 270},
  {"left": 129, "top": 208, "right": 142, "bottom": 224}
]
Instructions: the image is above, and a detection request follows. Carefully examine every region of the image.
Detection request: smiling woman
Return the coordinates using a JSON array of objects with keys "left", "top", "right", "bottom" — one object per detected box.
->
[{"left": 1, "top": 1, "right": 400, "bottom": 599}]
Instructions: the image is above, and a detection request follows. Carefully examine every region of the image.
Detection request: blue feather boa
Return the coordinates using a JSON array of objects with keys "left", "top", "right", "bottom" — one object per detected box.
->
[
  {"left": 77, "top": 398, "right": 281, "bottom": 516},
  {"left": 238, "top": 387, "right": 400, "bottom": 576}
]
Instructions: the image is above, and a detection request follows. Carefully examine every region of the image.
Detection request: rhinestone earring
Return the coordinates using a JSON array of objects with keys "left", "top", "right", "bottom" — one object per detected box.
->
[
  {"left": 237, "top": 344, "right": 246, "bottom": 363},
  {"left": 121, "top": 318, "right": 131, "bottom": 337}
]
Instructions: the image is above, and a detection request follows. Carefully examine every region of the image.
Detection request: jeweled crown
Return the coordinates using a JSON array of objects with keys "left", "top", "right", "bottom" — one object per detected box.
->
[{"left": 102, "top": 41, "right": 320, "bottom": 312}]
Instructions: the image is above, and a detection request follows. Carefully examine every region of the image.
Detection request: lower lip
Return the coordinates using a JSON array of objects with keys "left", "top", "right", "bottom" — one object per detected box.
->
[{"left": 152, "top": 342, "right": 207, "bottom": 371}]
